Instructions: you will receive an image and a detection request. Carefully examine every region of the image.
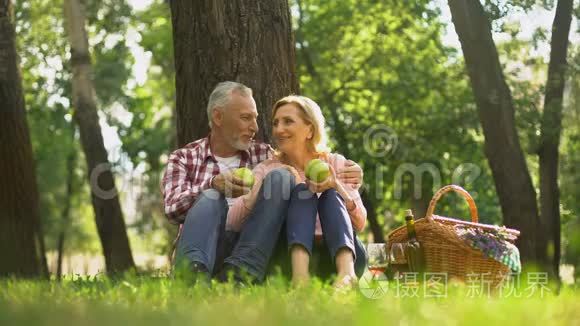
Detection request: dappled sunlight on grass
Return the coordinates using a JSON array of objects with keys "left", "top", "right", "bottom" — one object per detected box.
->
[{"left": 1, "top": 273, "right": 580, "bottom": 325}]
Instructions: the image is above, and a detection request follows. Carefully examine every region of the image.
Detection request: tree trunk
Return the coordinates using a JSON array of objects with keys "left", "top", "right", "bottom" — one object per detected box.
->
[
  {"left": 169, "top": 0, "right": 299, "bottom": 145},
  {"left": 57, "top": 128, "right": 77, "bottom": 279},
  {"left": 0, "top": 0, "right": 47, "bottom": 277},
  {"left": 538, "top": 0, "right": 573, "bottom": 280},
  {"left": 361, "top": 189, "right": 384, "bottom": 242},
  {"left": 447, "top": 0, "right": 541, "bottom": 264},
  {"left": 63, "top": 0, "right": 135, "bottom": 273}
]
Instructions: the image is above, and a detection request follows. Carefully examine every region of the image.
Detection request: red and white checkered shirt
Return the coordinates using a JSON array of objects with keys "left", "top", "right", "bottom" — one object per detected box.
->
[{"left": 162, "top": 135, "right": 273, "bottom": 224}]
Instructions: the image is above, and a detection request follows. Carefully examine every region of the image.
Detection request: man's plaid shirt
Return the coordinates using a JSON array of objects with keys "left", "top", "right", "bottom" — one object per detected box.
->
[{"left": 162, "top": 135, "right": 272, "bottom": 224}]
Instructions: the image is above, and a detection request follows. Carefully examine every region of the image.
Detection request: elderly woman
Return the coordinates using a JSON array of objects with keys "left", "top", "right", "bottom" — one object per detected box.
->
[{"left": 226, "top": 95, "right": 367, "bottom": 288}]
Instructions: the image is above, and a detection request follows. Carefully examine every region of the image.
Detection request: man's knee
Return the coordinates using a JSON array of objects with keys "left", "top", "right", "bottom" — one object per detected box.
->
[
  {"left": 199, "top": 188, "right": 223, "bottom": 202},
  {"left": 186, "top": 188, "right": 226, "bottom": 223}
]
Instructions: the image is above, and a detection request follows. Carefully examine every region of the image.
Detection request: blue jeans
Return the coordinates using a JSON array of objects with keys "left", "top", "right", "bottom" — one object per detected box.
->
[
  {"left": 175, "top": 189, "right": 237, "bottom": 275},
  {"left": 286, "top": 183, "right": 368, "bottom": 278},
  {"left": 222, "top": 168, "right": 296, "bottom": 282}
]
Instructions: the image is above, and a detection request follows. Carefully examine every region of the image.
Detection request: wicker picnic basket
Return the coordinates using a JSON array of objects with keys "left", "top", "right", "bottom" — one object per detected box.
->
[{"left": 387, "top": 185, "right": 520, "bottom": 288}]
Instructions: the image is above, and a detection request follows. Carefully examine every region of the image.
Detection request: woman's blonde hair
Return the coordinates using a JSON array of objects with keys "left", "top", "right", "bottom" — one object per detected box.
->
[{"left": 272, "top": 95, "right": 330, "bottom": 155}]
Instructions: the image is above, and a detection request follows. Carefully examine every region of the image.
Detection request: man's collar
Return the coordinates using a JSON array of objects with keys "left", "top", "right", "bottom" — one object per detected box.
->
[
  {"left": 203, "top": 133, "right": 217, "bottom": 162},
  {"left": 204, "top": 133, "right": 250, "bottom": 161}
]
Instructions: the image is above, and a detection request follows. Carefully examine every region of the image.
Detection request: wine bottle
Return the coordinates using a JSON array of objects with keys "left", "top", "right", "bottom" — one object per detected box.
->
[{"left": 404, "top": 209, "right": 426, "bottom": 274}]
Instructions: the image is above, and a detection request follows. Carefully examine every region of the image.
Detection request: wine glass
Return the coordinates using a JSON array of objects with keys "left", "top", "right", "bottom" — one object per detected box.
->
[
  {"left": 388, "top": 242, "right": 408, "bottom": 279},
  {"left": 389, "top": 243, "right": 407, "bottom": 264},
  {"left": 366, "top": 243, "right": 388, "bottom": 276}
]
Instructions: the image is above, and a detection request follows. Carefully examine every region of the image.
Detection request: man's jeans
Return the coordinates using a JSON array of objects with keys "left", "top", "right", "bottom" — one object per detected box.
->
[
  {"left": 223, "top": 168, "right": 296, "bottom": 282},
  {"left": 175, "top": 189, "right": 235, "bottom": 275}
]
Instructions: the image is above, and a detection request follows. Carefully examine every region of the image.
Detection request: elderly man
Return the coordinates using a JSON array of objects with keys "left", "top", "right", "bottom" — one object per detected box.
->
[{"left": 162, "top": 81, "right": 362, "bottom": 283}]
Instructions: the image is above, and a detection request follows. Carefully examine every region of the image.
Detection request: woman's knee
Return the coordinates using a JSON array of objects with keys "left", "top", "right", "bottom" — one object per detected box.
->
[
  {"left": 319, "top": 188, "right": 340, "bottom": 202},
  {"left": 291, "top": 182, "right": 316, "bottom": 201},
  {"left": 264, "top": 168, "right": 295, "bottom": 187},
  {"left": 262, "top": 168, "right": 296, "bottom": 199}
]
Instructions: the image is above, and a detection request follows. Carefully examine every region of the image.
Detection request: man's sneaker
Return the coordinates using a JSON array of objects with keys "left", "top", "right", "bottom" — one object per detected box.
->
[
  {"left": 173, "top": 261, "right": 211, "bottom": 287},
  {"left": 215, "top": 263, "right": 252, "bottom": 288},
  {"left": 190, "top": 262, "right": 211, "bottom": 287}
]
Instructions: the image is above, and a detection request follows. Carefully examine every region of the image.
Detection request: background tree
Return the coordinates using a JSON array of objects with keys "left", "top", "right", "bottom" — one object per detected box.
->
[
  {"left": 16, "top": 0, "right": 170, "bottom": 273},
  {"left": 0, "top": 0, "right": 47, "bottom": 277},
  {"left": 447, "top": 0, "right": 574, "bottom": 277},
  {"left": 538, "top": 0, "right": 574, "bottom": 278},
  {"left": 63, "top": 0, "right": 135, "bottom": 273},
  {"left": 559, "top": 43, "right": 580, "bottom": 279},
  {"left": 111, "top": 0, "right": 178, "bottom": 259},
  {"left": 169, "top": 0, "right": 299, "bottom": 145},
  {"left": 15, "top": 0, "right": 127, "bottom": 275}
]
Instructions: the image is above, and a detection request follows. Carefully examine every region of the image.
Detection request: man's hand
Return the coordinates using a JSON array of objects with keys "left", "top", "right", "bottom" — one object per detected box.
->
[
  {"left": 336, "top": 159, "right": 363, "bottom": 188},
  {"left": 211, "top": 170, "right": 251, "bottom": 198}
]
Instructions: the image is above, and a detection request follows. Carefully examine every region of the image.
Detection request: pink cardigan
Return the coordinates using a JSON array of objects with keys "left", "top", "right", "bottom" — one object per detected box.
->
[{"left": 226, "top": 153, "right": 367, "bottom": 235}]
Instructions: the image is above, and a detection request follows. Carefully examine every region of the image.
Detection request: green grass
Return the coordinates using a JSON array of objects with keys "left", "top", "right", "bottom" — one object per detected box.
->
[{"left": 1, "top": 273, "right": 579, "bottom": 325}]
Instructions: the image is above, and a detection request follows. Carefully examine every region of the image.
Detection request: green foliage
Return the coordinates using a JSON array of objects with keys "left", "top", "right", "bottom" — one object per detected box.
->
[
  {"left": 113, "top": 0, "right": 177, "bottom": 255},
  {"left": 483, "top": 0, "right": 555, "bottom": 25},
  {"left": 561, "top": 44, "right": 580, "bottom": 276},
  {"left": 114, "top": 0, "right": 175, "bottom": 170},
  {"left": 14, "top": 0, "right": 166, "bottom": 258},
  {"left": 490, "top": 5, "right": 580, "bottom": 271},
  {"left": 294, "top": 0, "right": 501, "bottom": 231},
  {"left": 15, "top": 0, "right": 100, "bottom": 254},
  {"left": 84, "top": 0, "right": 134, "bottom": 108}
]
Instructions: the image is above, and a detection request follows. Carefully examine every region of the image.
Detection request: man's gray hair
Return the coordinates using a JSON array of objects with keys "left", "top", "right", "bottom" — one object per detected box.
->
[{"left": 207, "top": 81, "right": 253, "bottom": 128}]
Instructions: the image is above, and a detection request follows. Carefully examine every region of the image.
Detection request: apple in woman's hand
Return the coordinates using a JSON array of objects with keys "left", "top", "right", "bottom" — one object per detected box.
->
[{"left": 305, "top": 159, "right": 330, "bottom": 182}]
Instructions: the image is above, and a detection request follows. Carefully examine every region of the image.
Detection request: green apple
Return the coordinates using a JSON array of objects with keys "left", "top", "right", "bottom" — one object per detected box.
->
[
  {"left": 305, "top": 159, "right": 321, "bottom": 177},
  {"left": 233, "top": 167, "right": 255, "bottom": 187},
  {"left": 305, "top": 159, "right": 330, "bottom": 182}
]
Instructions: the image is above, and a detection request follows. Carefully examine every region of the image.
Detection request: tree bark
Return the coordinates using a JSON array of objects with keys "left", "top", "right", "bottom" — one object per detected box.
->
[
  {"left": 63, "top": 0, "right": 135, "bottom": 273},
  {"left": 56, "top": 128, "right": 77, "bottom": 279},
  {"left": 361, "top": 189, "right": 384, "bottom": 242},
  {"left": 169, "top": 0, "right": 299, "bottom": 145},
  {"left": 538, "top": 0, "right": 573, "bottom": 280},
  {"left": 0, "top": 0, "right": 48, "bottom": 277},
  {"left": 447, "top": 0, "right": 541, "bottom": 263}
]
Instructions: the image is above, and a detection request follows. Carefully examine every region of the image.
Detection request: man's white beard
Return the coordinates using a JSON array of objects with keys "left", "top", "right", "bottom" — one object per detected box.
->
[{"left": 230, "top": 137, "right": 251, "bottom": 151}]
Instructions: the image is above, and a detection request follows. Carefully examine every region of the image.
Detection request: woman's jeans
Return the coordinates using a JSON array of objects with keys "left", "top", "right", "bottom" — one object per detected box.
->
[{"left": 285, "top": 183, "right": 367, "bottom": 278}]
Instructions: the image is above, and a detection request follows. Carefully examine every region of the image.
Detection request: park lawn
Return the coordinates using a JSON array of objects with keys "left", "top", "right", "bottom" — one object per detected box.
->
[{"left": 1, "top": 274, "right": 579, "bottom": 326}]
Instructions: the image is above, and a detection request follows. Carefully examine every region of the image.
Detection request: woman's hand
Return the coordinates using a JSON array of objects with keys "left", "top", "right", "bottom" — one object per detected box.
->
[
  {"left": 306, "top": 164, "right": 356, "bottom": 211},
  {"left": 306, "top": 163, "right": 338, "bottom": 193},
  {"left": 280, "top": 164, "right": 302, "bottom": 182},
  {"left": 242, "top": 176, "right": 263, "bottom": 210}
]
